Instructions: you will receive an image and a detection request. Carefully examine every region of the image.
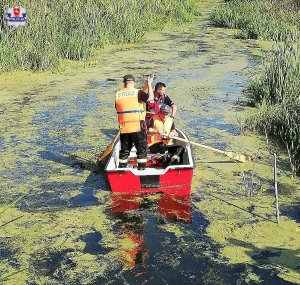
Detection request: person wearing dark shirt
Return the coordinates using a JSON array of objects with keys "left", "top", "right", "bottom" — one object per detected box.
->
[
  {"left": 115, "top": 74, "right": 154, "bottom": 170},
  {"left": 146, "top": 82, "right": 177, "bottom": 126}
]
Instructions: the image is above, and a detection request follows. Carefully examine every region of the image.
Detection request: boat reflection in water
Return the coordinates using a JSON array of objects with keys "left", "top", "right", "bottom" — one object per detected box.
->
[{"left": 111, "top": 192, "right": 191, "bottom": 268}]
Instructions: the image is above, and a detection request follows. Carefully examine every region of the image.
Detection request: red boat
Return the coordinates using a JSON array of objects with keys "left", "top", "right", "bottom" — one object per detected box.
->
[{"left": 105, "top": 129, "right": 195, "bottom": 195}]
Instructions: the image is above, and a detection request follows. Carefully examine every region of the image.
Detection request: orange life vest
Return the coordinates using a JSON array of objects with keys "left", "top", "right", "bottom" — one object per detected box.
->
[
  {"left": 147, "top": 115, "right": 174, "bottom": 146},
  {"left": 115, "top": 88, "right": 146, "bottom": 134}
]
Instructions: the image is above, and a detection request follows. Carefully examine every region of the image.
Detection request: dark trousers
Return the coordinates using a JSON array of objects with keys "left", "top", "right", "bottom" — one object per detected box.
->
[
  {"left": 149, "top": 142, "right": 168, "bottom": 154},
  {"left": 119, "top": 124, "right": 147, "bottom": 168},
  {"left": 149, "top": 143, "right": 184, "bottom": 164}
]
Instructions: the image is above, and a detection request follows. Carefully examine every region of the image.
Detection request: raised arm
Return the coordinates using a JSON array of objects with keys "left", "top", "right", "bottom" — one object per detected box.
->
[
  {"left": 142, "top": 74, "right": 154, "bottom": 100},
  {"left": 147, "top": 75, "right": 154, "bottom": 101}
]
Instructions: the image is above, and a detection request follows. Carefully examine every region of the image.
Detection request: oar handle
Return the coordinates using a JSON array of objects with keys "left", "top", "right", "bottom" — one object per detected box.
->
[
  {"left": 153, "top": 132, "right": 251, "bottom": 162},
  {"left": 173, "top": 136, "right": 225, "bottom": 154},
  {"left": 113, "top": 130, "right": 121, "bottom": 143}
]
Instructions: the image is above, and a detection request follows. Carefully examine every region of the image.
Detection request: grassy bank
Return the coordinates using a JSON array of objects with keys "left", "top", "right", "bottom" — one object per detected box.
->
[
  {"left": 210, "top": 0, "right": 300, "bottom": 175},
  {"left": 0, "top": 0, "right": 198, "bottom": 71},
  {"left": 209, "top": 0, "right": 300, "bottom": 40},
  {"left": 245, "top": 40, "right": 300, "bottom": 175}
]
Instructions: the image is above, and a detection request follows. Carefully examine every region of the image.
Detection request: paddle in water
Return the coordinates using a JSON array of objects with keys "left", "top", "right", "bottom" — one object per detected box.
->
[
  {"left": 172, "top": 136, "right": 252, "bottom": 163},
  {"left": 98, "top": 130, "right": 120, "bottom": 165}
]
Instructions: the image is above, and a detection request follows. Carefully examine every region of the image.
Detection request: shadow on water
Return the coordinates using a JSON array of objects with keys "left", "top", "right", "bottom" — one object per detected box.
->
[
  {"left": 80, "top": 231, "right": 112, "bottom": 255},
  {"left": 19, "top": 193, "right": 297, "bottom": 285},
  {"left": 194, "top": 115, "right": 240, "bottom": 137},
  {"left": 39, "top": 151, "right": 100, "bottom": 173},
  {"left": 228, "top": 238, "right": 300, "bottom": 282},
  {"left": 206, "top": 193, "right": 275, "bottom": 223},
  {"left": 18, "top": 151, "right": 109, "bottom": 212},
  {"left": 86, "top": 193, "right": 293, "bottom": 285},
  {"left": 100, "top": 128, "right": 119, "bottom": 140},
  {"left": 30, "top": 248, "right": 76, "bottom": 277},
  {"left": 86, "top": 79, "right": 111, "bottom": 89},
  {"left": 281, "top": 202, "right": 300, "bottom": 223}
]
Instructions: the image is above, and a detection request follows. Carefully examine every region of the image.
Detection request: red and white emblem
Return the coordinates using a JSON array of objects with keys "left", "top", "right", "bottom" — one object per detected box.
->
[
  {"left": 6, "top": 6, "right": 27, "bottom": 28},
  {"left": 13, "top": 7, "right": 21, "bottom": 16}
]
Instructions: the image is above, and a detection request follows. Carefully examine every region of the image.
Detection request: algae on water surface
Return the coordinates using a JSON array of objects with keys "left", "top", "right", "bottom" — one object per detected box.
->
[{"left": 0, "top": 0, "right": 300, "bottom": 283}]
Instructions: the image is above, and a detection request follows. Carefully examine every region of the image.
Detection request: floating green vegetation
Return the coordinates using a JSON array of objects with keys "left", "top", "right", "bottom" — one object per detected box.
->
[
  {"left": 1, "top": 0, "right": 299, "bottom": 282},
  {"left": 189, "top": 97, "right": 300, "bottom": 282},
  {"left": 0, "top": 199, "right": 124, "bottom": 284},
  {"left": 193, "top": 127, "right": 300, "bottom": 284},
  {"left": 203, "top": 204, "right": 300, "bottom": 283},
  {"left": 0, "top": 0, "right": 199, "bottom": 72},
  {"left": 209, "top": 0, "right": 300, "bottom": 176},
  {"left": 209, "top": 0, "right": 300, "bottom": 40}
]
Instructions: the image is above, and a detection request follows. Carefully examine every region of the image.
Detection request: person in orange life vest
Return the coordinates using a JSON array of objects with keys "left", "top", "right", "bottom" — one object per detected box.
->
[
  {"left": 116, "top": 74, "right": 154, "bottom": 170},
  {"left": 146, "top": 82, "right": 177, "bottom": 127},
  {"left": 147, "top": 104, "right": 184, "bottom": 165}
]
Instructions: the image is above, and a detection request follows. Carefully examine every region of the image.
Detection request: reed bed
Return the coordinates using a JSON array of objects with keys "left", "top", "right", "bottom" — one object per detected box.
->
[
  {"left": 0, "top": 0, "right": 198, "bottom": 71},
  {"left": 210, "top": 0, "right": 300, "bottom": 40},
  {"left": 245, "top": 40, "right": 300, "bottom": 175},
  {"left": 211, "top": 0, "right": 300, "bottom": 175}
]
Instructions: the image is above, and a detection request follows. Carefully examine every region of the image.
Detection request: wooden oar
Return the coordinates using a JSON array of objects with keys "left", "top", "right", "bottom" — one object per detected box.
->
[
  {"left": 98, "top": 130, "right": 120, "bottom": 165},
  {"left": 172, "top": 136, "right": 252, "bottom": 163}
]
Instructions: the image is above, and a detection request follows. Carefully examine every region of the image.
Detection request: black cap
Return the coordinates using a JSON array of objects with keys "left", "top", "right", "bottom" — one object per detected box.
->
[{"left": 123, "top": 74, "right": 135, "bottom": 83}]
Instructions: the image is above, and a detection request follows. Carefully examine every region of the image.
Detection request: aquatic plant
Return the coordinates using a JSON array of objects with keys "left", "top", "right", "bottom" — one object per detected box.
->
[
  {"left": 0, "top": 196, "right": 26, "bottom": 283},
  {"left": 245, "top": 40, "right": 300, "bottom": 175},
  {"left": 0, "top": 0, "right": 199, "bottom": 72},
  {"left": 209, "top": 0, "right": 300, "bottom": 40},
  {"left": 0, "top": 195, "right": 25, "bottom": 223},
  {"left": 210, "top": 1, "right": 300, "bottom": 175}
]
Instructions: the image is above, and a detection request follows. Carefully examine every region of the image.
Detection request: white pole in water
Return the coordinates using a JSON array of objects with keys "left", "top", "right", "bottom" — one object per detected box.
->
[{"left": 274, "top": 153, "right": 280, "bottom": 224}]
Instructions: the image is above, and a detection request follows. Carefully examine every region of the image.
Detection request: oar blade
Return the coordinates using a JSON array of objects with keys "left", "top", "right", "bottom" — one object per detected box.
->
[
  {"left": 97, "top": 130, "right": 120, "bottom": 165},
  {"left": 225, "top": 151, "right": 252, "bottom": 163},
  {"left": 98, "top": 145, "right": 114, "bottom": 165}
]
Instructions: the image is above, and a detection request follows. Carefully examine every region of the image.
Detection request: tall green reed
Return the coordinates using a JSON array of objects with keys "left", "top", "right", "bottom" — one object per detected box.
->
[
  {"left": 210, "top": 0, "right": 300, "bottom": 175},
  {"left": 0, "top": 0, "right": 198, "bottom": 72},
  {"left": 210, "top": 0, "right": 300, "bottom": 40},
  {"left": 246, "top": 39, "right": 300, "bottom": 175}
]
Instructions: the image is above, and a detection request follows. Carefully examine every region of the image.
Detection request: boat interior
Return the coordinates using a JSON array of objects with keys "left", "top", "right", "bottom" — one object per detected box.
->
[{"left": 105, "top": 129, "right": 195, "bottom": 175}]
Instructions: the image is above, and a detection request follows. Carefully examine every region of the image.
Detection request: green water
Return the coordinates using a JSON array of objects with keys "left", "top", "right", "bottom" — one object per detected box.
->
[{"left": 0, "top": 1, "right": 299, "bottom": 284}]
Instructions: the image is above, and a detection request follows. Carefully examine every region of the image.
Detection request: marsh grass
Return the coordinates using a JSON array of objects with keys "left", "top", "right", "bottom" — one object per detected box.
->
[
  {"left": 245, "top": 40, "right": 300, "bottom": 175},
  {"left": 210, "top": 0, "right": 300, "bottom": 40},
  {"left": 0, "top": 0, "right": 198, "bottom": 71},
  {"left": 210, "top": 1, "right": 300, "bottom": 175}
]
